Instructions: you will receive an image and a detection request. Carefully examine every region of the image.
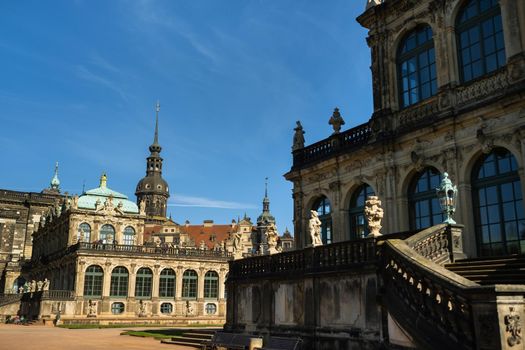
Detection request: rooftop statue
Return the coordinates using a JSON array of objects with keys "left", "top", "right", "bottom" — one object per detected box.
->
[{"left": 292, "top": 121, "right": 305, "bottom": 151}]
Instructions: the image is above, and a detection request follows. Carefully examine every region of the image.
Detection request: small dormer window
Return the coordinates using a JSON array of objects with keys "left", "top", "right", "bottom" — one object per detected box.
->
[
  {"left": 157, "top": 185, "right": 162, "bottom": 190},
  {"left": 145, "top": 184, "right": 151, "bottom": 189}
]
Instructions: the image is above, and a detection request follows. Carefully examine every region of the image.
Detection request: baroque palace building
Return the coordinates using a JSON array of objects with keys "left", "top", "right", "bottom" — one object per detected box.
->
[
  {"left": 0, "top": 103, "right": 291, "bottom": 324},
  {"left": 223, "top": 0, "right": 525, "bottom": 349}
]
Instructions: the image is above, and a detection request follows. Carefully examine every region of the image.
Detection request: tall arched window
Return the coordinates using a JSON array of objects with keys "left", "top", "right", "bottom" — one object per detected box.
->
[
  {"left": 409, "top": 168, "right": 444, "bottom": 230},
  {"left": 135, "top": 267, "right": 153, "bottom": 299},
  {"left": 182, "top": 270, "right": 198, "bottom": 299},
  {"left": 398, "top": 25, "right": 437, "bottom": 108},
  {"left": 204, "top": 271, "right": 219, "bottom": 299},
  {"left": 473, "top": 148, "right": 523, "bottom": 256},
  {"left": 457, "top": 0, "right": 505, "bottom": 82},
  {"left": 83, "top": 265, "right": 103, "bottom": 297},
  {"left": 159, "top": 268, "right": 176, "bottom": 298},
  {"left": 100, "top": 224, "right": 115, "bottom": 243},
  {"left": 123, "top": 226, "right": 135, "bottom": 246},
  {"left": 349, "top": 184, "right": 376, "bottom": 239},
  {"left": 313, "top": 197, "right": 332, "bottom": 244},
  {"left": 78, "top": 223, "right": 91, "bottom": 242},
  {"left": 110, "top": 266, "right": 128, "bottom": 297}
]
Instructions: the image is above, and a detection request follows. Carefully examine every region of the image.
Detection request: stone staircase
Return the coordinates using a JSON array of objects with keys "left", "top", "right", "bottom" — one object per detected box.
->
[
  {"left": 160, "top": 328, "right": 219, "bottom": 348},
  {"left": 445, "top": 255, "right": 525, "bottom": 285}
]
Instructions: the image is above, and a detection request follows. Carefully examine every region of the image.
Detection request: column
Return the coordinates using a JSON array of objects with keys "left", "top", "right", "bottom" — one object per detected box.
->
[
  {"left": 151, "top": 264, "right": 160, "bottom": 315},
  {"left": 128, "top": 263, "right": 137, "bottom": 298},
  {"left": 197, "top": 267, "right": 205, "bottom": 300},
  {"left": 76, "top": 261, "right": 86, "bottom": 297},
  {"left": 175, "top": 266, "right": 183, "bottom": 300},
  {"left": 500, "top": 0, "right": 524, "bottom": 59}
]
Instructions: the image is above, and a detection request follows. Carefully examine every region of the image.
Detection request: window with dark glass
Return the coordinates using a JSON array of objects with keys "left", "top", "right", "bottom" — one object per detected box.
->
[
  {"left": 473, "top": 148, "right": 523, "bottom": 256},
  {"left": 159, "top": 268, "right": 176, "bottom": 298},
  {"left": 122, "top": 226, "right": 135, "bottom": 245},
  {"left": 110, "top": 266, "right": 128, "bottom": 297},
  {"left": 313, "top": 197, "right": 332, "bottom": 244},
  {"left": 160, "top": 303, "right": 173, "bottom": 314},
  {"left": 409, "top": 168, "right": 444, "bottom": 230},
  {"left": 182, "top": 270, "right": 198, "bottom": 299},
  {"left": 100, "top": 224, "right": 115, "bottom": 243},
  {"left": 457, "top": 0, "right": 505, "bottom": 82},
  {"left": 398, "top": 25, "right": 437, "bottom": 108},
  {"left": 135, "top": 268, "right": 153, "bottom": 298},
  {"left": 78, "top": 223, "right": 91, "bottom": 242},
  {"left": 111, "top": 302, "right": 125, "bottom": 314},
  {"left": 205, "top": 303, "right": 217, "bottom": 315},
  {"left": 83, "top": 265, "right": 103, "bottom": 297},
  {"left": 349, "top": 184, "right": 375, "bottom": 239},
  {"left": 204, "top": 271, "right": 219, "bottom": 299}
]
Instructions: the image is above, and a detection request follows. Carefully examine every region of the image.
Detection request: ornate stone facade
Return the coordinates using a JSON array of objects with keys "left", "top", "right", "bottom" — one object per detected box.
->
[{"left": 286, "top": 0, "right": 525, "bottom": 261}]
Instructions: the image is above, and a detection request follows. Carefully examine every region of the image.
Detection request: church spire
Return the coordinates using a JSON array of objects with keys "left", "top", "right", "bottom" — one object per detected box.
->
[
  {"left": 149, "top": 101, "right": 162, "bottom": 154},
  {"left": 257, "top": 177, "right": 274, "bottom": 225}
]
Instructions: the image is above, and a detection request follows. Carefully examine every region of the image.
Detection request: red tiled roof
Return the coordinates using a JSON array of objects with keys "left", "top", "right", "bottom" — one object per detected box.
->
[{"left": 180, "top": 224, "right": 236, "bottom": 250}]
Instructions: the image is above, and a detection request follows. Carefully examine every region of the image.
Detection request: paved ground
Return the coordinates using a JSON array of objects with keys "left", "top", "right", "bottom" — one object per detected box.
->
[{"left": 0, "top": 324, "right": 193, "bottom": 350}]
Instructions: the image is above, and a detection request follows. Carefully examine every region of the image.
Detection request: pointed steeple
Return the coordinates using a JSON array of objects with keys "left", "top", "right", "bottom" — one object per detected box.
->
[
  {"left": 149, "top": 101, "right": 162, "bottom": 154},
  {"left": 257, "top": 177, "right": 275, "bottom": 225},
  {"left": 50, "top": 162, "right": 60, "bottom": 191},
  {"left": 135, "top": 101, "right": 170, "bottom": 220}
]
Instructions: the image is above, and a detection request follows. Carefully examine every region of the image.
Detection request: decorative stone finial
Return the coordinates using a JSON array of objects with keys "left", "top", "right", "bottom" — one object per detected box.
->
[
  {"left": 329, "top": 107, "right": 345, "bottom": 134},
  {"left": 292, "top": 121, "right": 305, "bottom": 151},
  {"left": 100, "top": 173, "right": 107, "bottom": 188},
  {"left": 365, "top": 196, "right": 384, "bottom": 237}
]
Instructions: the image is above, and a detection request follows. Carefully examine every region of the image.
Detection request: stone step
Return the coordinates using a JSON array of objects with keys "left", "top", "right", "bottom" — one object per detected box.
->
[
  {"left": 171, "top": 335, "right": 209, "bottom": 344},
  {"left": 160, "top": 339, "right": 202, "bottom": 348},
  {"left": 182, "top": 332, "right": 214, "bottom": 339}
]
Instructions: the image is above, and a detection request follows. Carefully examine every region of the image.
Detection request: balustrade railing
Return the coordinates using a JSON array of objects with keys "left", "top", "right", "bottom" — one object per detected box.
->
[
  {"left": 405, "top": 223, "right": 464, "bottom": 265},
  {"left": 292, "top": 122, "right": 371, "bottom": 169},
  {"left": 228, "top": 238, "right": 376, "bottom": 280},
  {"left": 74, "top": 242, "right": 231, "bottom": 259},
  {"left": 380, "top": 239, "right": 477, "bottom": 350},
  {"left": 0, "top": 293, "right": 22, "bottom": 307}
]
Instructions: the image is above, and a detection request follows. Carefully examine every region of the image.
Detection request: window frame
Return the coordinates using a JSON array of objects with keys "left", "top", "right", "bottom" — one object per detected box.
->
[
  {"left": 83, "top": 265, "right": 103, "bottom": 297},
  {"left": 348, "top": 184, "right": 376, "bottom": 240},
  {"left": 159, "top": 268, "right": 176, "bottom": 298},
  {"left": 313, "top": 196, "right": 332, "bottom": 244},
  {"left": 408, "top": 167, "right": 444, "bottom": 230},
  {"left": 135, "top": 267, "right": 153, "bottom": 299},
  {"left": 110, "top": 266, "right": 129, "bottom": 298},
  {"left": 397, "top": 25, "right": 437, "bottom": 109},
  {"left": 456, "top": 0, "right": 506, "bottom": 83},
  {"left": 182, "top": 269, "right": 198, "bottom": 299},
  {"left": 204, "top": 271, "right": 219, "bottom": 299}
]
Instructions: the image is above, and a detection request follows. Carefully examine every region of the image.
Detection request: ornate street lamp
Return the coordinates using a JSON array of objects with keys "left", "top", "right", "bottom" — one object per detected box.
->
[{"left": 436, "top": 172, "right": 458, "bottom": 224}]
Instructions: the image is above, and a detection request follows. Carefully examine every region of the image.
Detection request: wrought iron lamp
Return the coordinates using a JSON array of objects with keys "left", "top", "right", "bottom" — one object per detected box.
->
[{"left": 436, "top": 172, "right": 458, "bottom": 224}]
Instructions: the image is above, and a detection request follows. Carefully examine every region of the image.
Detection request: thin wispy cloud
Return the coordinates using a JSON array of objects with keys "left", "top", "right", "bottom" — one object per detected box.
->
[
  {"left": 169, "top": 194, "right": 257, "bottom": 209},
  {"left": 75, "top": 65, "right": 128, "bottom": 101},
  {"left": 89, "top": 53, "right": 122, "bottom": 74}
]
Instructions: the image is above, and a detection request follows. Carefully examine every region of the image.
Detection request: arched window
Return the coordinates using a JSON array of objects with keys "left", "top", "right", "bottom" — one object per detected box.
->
[
  {"left": 78, "top": 223, "right": 91, "bottom": 242},
  {"left": 472, "top": 148, "right": 523, "bottom": 256},
  {"left": 457, "top": 0, "right": 505, "bottom": 82},
  {"left": 159, "top": 268, "right": 176, "bottom": 298},
  {"left": 409, "top": 168, "right": 444, "bottom": 230},
  {"left": 100, "top": 224, "right": 115, "bottom": 243},
  {"left": 84, "top": 265, "right": 103, "bottom": 297},
  {"left": 135, "top": 267, "right": 153, "bottom": 299},
  {"left": 398, "top": 25, "right": 437, "bottom": 108},
  {"left": 110, "top": 266, "right": 128, "bottom": 297},
  {"left": 313, "top": 196, "right": 332, "bottom": 244},
  {"left": 182, "top": 270, "right": 198, "bottom": 299},
  {"left": 111, "top": 302, "right": 125, "bottom": 314},
  {"left": 348, "top": 184, "right": 375, "bottom": 239},
  {"left": 204, "top": 271, "right": 219, "bottom": 299},
  {"left": 122, "top": 226, "right": 135, "bottom": 246}
]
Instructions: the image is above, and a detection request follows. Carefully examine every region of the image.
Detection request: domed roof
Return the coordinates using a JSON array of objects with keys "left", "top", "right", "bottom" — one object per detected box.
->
[
  {"left": 78, "top": 173, "right": 139, "bottom": 214},
  {"left": 136, "top": 175, "right": 170, "bottom": 195}
]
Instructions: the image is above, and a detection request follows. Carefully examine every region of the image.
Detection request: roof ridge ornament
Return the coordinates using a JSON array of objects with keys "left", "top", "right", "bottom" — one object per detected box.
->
[{"left": 100, "top": 172, "right": 107, "bottom": 188}]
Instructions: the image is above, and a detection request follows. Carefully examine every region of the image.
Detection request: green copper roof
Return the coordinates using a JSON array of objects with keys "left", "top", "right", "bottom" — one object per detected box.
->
[{"left": 77, "top": 174, "right": 139, "bottom": 214}]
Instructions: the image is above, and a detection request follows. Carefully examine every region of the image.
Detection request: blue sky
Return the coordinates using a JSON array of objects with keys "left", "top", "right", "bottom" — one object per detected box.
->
[{"left": 0, "top": 0, "right": 372, "bottom": 234}]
